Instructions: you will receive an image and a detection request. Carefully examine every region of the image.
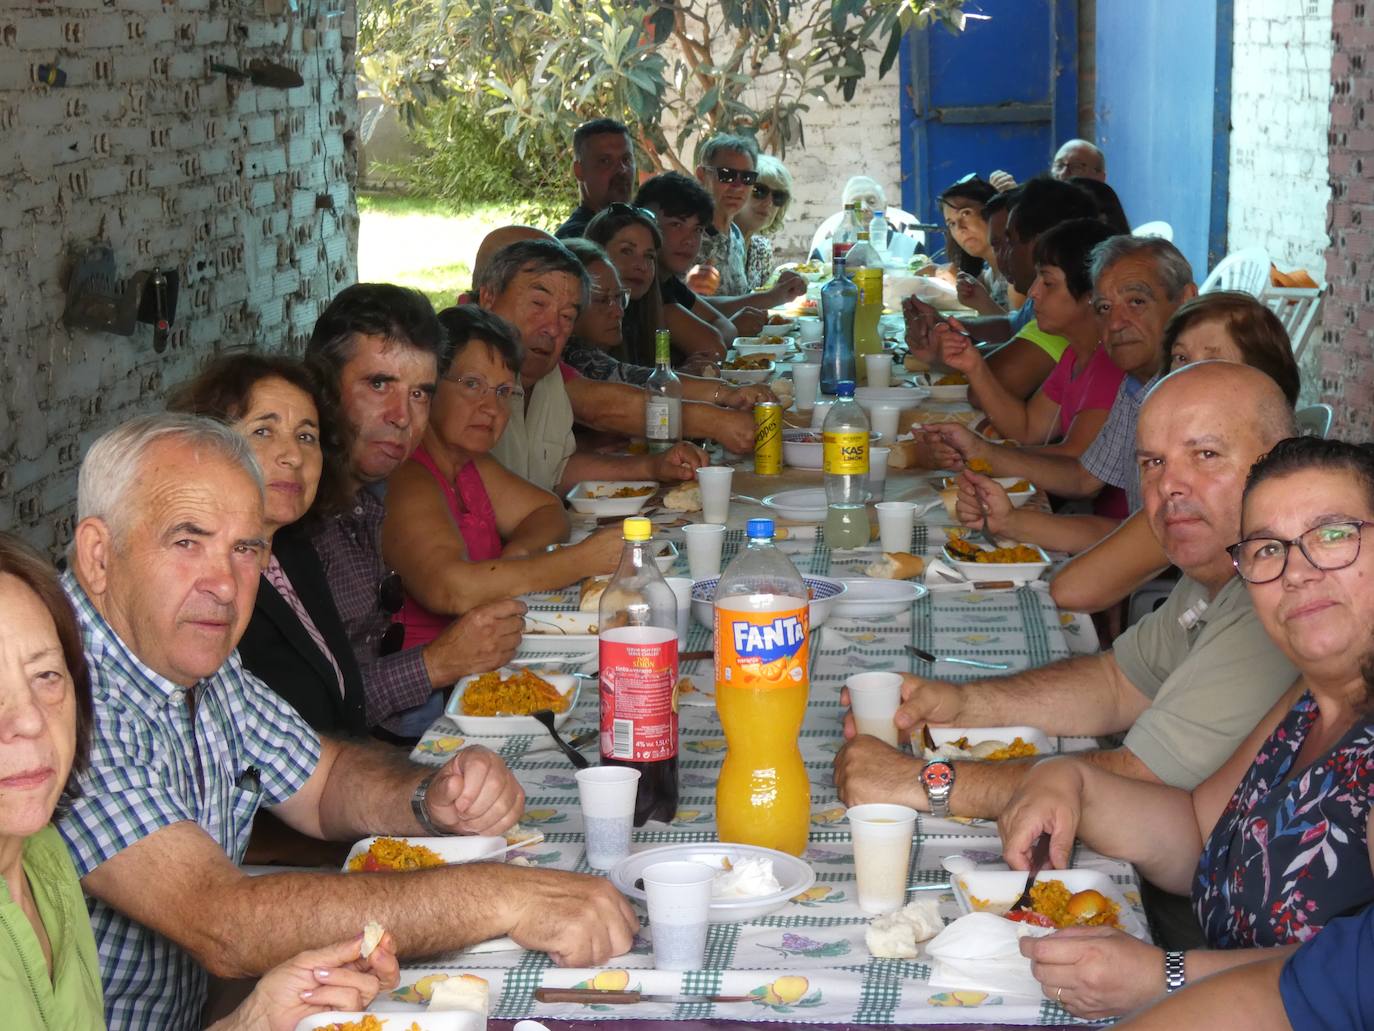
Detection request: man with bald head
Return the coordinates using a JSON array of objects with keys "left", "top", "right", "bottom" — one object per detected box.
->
[
  {"left": 1053, "top": 138, "right": 1107, "bottom": 181},
  {"left": 835, "top": 361, "right": 1300, "bottom": 821}
]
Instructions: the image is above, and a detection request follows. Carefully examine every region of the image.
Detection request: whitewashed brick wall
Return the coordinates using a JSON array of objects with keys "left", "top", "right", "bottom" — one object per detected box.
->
[
  {"left": 1227, "top": 0, "right": 1333, "bottom": 276},
  {"left": 0, "top": 1, "right": 358, "bottom": 557}
]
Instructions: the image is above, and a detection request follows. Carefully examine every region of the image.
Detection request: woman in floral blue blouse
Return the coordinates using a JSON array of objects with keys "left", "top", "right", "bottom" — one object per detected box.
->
[{"left": 998, "top": 436, "right": 1374, "bottom": 1020}]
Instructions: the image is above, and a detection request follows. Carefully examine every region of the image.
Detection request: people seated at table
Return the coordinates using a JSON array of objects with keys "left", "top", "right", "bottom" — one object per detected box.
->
[
  {"left": 475, "top": 235, "right": 708, "bottom": 493},
  {"left": 166, "top": 353, "right": 369, "bottom": 738},
  {"left": 937, "top": 175, "right": 1010, "bottom": 315},
  {"left": 1049, "top": 291, "right": 1303, "bottom": 614},
  {"left": 560, "top": 238, "right": 775, "bottom": 435},
  {"left": 381, "top": 303, "right": 624, "bottom": 658},
  {"left": 924, "top": 235, "right": 1196, "bottom": 553},
  {"left": 554, "top": 118, "right": 636, "bottom": 240},
  {"left": 936, "top": 219, "right": 1124, "bottom": 517},
  {"left": 58, "top": 413, "right": 638, "bottom": 1030},
  {"left": 998, "top": 436, "right": 1374, "bottom": 1018},
  {"left": 1073, "top": 176, "right": 1131, "bottom": 234},
  {"left": 736, "top": 154, "right": 793, "bottom": 291},
  {"left": 305, "top": 283, "right": 525, "bottom": 741},
  {"left": 0, "top": 532, "right": 403, "bottom": 1030},
  {"left": 1053, "top": 138, "right": 1107, "bottom": 181},
  {"left": 834, "top": 363, "right": 1300, "bottom": 822},
  {"left": 688, "top": 133, "right": 760, "bottom": 297}
]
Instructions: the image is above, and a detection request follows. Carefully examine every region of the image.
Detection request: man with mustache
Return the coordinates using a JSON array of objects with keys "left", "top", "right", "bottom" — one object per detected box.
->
[
  {"left": 306, "top": 284, "right": 527, "bottom": 741},
  {"left": 60, "top": 414, "right": 638, "bottom": 1030},
  {"left": 835, "top": 362, "right": 1300, "bottom": 819},
  {"left": 555, "top": 119, "right": 636, "bottom": 240}
]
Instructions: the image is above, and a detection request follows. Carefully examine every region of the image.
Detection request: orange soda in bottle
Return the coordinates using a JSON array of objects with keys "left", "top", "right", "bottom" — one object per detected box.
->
[{"left": 713, "top": 517, "right": 812, "bottom": 855}]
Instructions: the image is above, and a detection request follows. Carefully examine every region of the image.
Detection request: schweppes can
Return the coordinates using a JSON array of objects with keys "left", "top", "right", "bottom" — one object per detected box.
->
[{"left": 754, "top": 402, "right": 782, "bottom": 475}]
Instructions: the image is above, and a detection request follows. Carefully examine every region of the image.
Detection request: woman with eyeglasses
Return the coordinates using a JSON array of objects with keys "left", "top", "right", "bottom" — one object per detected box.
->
[
  {"left": 996, "top": 436, "right": 1374, "bottom": 1020},
  {"left": 734, "top": 155, "right": 793, "bottom": 291},
  {"left": 939, "top": 175, "right": 1012, "bottom": 315},
  {"left": 167, "top": 354, "right": 370, "bottom": 738},
  {"left": 381, "top": 304, "right": 624, "bottom": 658}
]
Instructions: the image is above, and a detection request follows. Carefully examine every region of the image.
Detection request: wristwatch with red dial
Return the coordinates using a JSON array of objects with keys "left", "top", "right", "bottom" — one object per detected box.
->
[{"left": 920, "top": 759, "right": 955, "bottom": 817}]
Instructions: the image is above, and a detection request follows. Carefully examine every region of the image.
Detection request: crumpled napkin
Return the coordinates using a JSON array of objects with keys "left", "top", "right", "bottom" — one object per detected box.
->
[{"left": 924, "top": 912, "right": 1053, "bottom": 998}]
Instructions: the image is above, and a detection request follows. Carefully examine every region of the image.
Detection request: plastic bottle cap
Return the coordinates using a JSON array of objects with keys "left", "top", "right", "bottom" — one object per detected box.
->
[
  {"left": 622, "top": 517, "right": 653, "bottom": 541},
  {"left": 746, "top": 518, "right": 774, "bottom": 539},
  {"left": 835, "top": 380, "right": 856, "bottom": 398}
]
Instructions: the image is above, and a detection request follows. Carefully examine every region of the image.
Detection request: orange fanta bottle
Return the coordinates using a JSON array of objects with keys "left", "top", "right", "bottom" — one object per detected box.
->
[{"left": 713, "top": 518, "right": 812, "bottom": 855}]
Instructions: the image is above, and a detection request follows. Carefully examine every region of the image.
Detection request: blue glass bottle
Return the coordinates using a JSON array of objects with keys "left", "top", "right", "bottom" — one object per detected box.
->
[{"left": 820, "top": 254, "right": 857, "bottom": 395}]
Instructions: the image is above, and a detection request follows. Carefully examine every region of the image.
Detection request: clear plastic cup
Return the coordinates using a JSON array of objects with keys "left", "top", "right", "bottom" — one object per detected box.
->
[
  {"left": 790, "top": 362, "right": 821, "bottom": 411},
  {"left": 642, "top": 860, "right": 715, "bottom": 970},
  {"left": 846, "top": 671, "right": 903, "bottom": 746},
  {"left": 864, "top": 352, "right": 892, "bottom": 388},
  {"left": 576, "top": 766, "right": 641, "bottom": 870},
  {"left": 663, "top": 576, "right": 693, "bottom": 646},
  {"left": 875, "top": 500, "right": 916, "bottom": 553},
  {"left": 695, "top": 466, "right": 734, "bottom": 524},
  {"left": 846, "top": 802, "right": 918, "bottom": 913},
  {"left": 682, "top": 523, "right": 726, "bottom": 580}
]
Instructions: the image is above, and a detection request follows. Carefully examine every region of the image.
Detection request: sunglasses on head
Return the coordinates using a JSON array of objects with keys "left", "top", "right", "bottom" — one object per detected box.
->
[
  {"left": 709, "top": 166, "right": 758, "bottom": 187},
  {"left": 605, "top": 202, "right": 657, "bottom": 221},
  {"left": 751, "top": 184, "right": 790, "bottom": 205}
]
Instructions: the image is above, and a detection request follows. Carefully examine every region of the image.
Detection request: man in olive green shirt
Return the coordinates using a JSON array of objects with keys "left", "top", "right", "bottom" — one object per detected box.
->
[{"left": 833, "top": 362, "right": 1300, "bottom": 818}]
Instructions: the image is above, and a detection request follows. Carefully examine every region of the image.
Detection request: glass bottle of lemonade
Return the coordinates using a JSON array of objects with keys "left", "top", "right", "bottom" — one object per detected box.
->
[{"left": 713, "top": 518, "right": 812, "bottom": 855}]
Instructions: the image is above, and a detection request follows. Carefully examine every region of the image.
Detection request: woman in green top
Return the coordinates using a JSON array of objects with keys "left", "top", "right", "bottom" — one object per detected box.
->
[{"left": 0, "top": 533, "right": 400, "bottom": 1030}]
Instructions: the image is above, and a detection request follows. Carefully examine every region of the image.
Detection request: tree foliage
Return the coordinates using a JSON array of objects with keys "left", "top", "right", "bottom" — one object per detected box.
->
[{"left": 358, "top": 0, "right": 965, "bottom": 177}]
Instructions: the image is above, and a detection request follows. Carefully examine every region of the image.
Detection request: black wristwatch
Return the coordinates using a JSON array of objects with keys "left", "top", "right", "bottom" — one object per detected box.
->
[
  {"left": 1164, "top": 950, "right": 1187, "bottom": 993},
  {"left": 410, "top": 771, "right": 445, "bottom": 836}
]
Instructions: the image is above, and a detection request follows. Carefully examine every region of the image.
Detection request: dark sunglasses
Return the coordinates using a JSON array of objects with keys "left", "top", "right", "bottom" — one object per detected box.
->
[
  {"left": 751, "top": 184, "right": 790, "bottom": 205},
  {"left": 709, "top": 166, "right": 758, "bottom": 187},
  {"left": 605, "top": 201, "right": 657, "bottom": 221},
  {"left": 378, "top": 571, "right": 404, "bottom": 614}
]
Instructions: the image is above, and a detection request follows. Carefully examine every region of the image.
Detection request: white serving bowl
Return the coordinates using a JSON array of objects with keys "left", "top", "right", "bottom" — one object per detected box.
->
[
  {"left": 566, "top": 480, "right": 658, "bottom": 516},
  {"left": 733, "top": 336, "right": 794, "bottom": 360},
  {"left": 781, "top": 428, "right": 881, "bottom": 470},
  {"left": 720, "top": 358, "right": 775, "bottom": 385},
  {"left": 652, "top": 540, "right": 679, "bottom": 574},
  {"left": 760, "top": 317, "right": 799, "bottom": 335},
  {"left": 941, "top": 542, "right": 1051, "bottom": 583},
  {"left": 610, "top": 842, "right": 816, "bottom": 924},
  {"left": 927, "top": 379, "right": 971, "bottom": 402},
  {"left": 933, "top": 475, "right": 1036, "bottom": 509},
  {"left": 952, "top": 868, "right": 1149, "bottom": 941},
  {"left": 854, "top": 385, "right": 927, "bottom": 406},
  {"left": 342, "top": 834, "right": 508, "bottom": 873},
  {"left": 298, "top": 1013, "right": 480, "bottom": 1031},
  {"left": 690, "top": 575, "right": 847, "bottom": 630},
  {"left": 444, "top": 666, "right": 579, "bottom": 734},
  {"left": 832, "top": 577, "right": 929, "bottom": 617}
]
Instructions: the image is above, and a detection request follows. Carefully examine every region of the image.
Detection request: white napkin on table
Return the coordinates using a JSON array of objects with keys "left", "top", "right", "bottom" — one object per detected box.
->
[{"left": 924, "top": 912, "right": 1053, "bottom": 999}]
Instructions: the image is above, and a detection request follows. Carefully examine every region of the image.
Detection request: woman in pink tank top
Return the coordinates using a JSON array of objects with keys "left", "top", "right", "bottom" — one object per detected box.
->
[{"left": 382, "top": 306, "right": 624, "bottom": 654}]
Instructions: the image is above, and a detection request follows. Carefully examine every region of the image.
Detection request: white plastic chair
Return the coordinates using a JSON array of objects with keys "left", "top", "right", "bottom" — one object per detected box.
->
[
  {"left": 1263, "top": 285, "right": 1324, "bottom": 363},
  {"left": 1296, "top": 403, "right": 1334, "bottom": 439},
  {"left": 1131, "top": 220, "right": 1174, "bottom": 241},
  {"left": 1199, "top": 246, "right": 1271, "bottom": 298}
]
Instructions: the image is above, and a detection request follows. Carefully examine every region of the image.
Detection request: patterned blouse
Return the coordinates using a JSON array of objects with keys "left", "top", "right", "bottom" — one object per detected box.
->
[
  {"left": 744, "top": 233, "right": 775, "bottom": 291},
  {"left": 1193, "top": 691, "right": 1374, "bottom": 947},
  {"left": 696, "top": 222, "right": 748, "bottom": 296}
]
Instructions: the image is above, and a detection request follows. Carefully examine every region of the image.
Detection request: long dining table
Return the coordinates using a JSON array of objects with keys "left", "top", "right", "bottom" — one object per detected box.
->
[{"left": 380, "top": 404, "right": 1140, "bottom": 1028}]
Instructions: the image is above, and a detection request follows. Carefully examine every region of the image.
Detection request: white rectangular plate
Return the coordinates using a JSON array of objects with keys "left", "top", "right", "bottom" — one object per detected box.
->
[
  {"left": 924, "top": 725, "right": 1054, "bottom": 760},
  {"left": 952, "top": 869, "right": 1148, "bottom": 941},
  {"left": 565, "top": 480, "right": 658, "bottom": 516}
]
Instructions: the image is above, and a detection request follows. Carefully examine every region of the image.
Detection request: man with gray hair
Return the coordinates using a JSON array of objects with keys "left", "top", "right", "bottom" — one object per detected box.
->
[
  {"left": 1053, "top": 138, "right": 1108, "bottom": 181},
  {"left": 925, "top": 235, "right": 1198, "bottom": 543},
  {"left": 60, "top": 413, "right": 638, "bottom": 1030}
]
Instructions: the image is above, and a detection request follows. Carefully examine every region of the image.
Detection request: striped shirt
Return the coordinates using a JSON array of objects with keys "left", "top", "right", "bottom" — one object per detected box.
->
[
  {"left": 57, "top": 572, "right": 321, "bottom": 1031},
  {"left": 1079, "top": 372, "right": 1161, "bottom": 512}
]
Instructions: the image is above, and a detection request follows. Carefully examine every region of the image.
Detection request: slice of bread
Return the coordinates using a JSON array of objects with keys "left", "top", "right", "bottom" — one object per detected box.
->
[{"left": 863, "top": 552, "right": 926, "bottom": 580}]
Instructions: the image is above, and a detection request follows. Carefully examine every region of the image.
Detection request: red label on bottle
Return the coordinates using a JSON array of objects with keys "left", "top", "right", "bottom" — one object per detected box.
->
[{"left": 599, "top": 626, "right": 679, "bottom": 761}]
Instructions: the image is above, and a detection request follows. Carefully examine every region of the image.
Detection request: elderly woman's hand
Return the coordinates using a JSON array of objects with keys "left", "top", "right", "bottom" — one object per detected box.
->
[
  {"left": 955, "top": 272, "right": 996, "bottom": 312},
  {"left": 574, "top": 525, "right": 629, "bottom": 575},
  {"left": 729, "top": 307, "right": 768, "bottom": 337},
  {"left": 997, "top": 756, "right": 1085, "bottom": 871},
  {"left": 935, "top": 319, "right": 981, "bottom": 375},
  {"left": 723, "top": 384, "right": 777, "bottom": 409},
  {"left": 918, "top": 423, "right": 986, "bottom": 472},
  {"left": 955, "top": 471, "right": 1013, "bottom": 537},
  {"left": 1020, "top": 927, "right": 1165, "bottom": 1019},
  {"left": 651, "top": 442, "right": 710, "bottom": 482},
  {"left": 901, "top": 295, "right": 941, "bottom": 365}
]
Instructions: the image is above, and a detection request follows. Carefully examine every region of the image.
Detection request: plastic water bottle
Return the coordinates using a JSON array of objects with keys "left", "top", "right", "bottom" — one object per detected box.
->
[
  {"left": 644, "top": 328, "right": 682, "bottom": 454},
  {"left": 820, "top": 254, "right": 857, "bottom": 395},
  {"left": 713, "top": 517, "right": 812, "bottom": 855},
  {"left": 869, "top": 210, "right": 891, "bottom": 263},
  {"left": 823, "top": 381, "right": 872, "bottom": 549},
  {"left": 599, "top": 516, "right": 680, "bottom": 825}
]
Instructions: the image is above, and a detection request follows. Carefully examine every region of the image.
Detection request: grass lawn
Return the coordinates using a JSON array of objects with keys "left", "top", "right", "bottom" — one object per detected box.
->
[{"left": 357, "top": 192, "right": 567, "bottom": 309}]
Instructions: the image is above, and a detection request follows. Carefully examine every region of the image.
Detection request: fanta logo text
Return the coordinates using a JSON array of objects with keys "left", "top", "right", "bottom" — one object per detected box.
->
[{"left": 731, "top": 616, "right": 805, "bottom": 662}]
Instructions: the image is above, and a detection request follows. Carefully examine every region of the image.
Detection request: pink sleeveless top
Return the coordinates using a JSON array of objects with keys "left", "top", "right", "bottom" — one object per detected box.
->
[{"left": 397, "top": 445, "right": 504, "bottom": 649}]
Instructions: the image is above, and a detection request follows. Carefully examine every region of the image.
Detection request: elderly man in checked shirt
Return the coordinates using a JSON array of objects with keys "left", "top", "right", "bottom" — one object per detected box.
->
[{"left": 59, "top": 414, "right": 637, "bottom": 1031}]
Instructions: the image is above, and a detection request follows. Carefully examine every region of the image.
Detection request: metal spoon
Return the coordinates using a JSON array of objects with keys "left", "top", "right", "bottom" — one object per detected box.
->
[
  {"left": 530, "top": 709, "right": 590, "bottom": 769},
  {"left": 906, "top": 644, "right": 1010, "bottom": 671}
]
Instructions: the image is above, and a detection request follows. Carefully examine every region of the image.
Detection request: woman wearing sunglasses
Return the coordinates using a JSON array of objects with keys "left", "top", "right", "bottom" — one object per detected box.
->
[
  {"left": 167, "top": 354, "right": 371, "bottom": 738},
  {"left": 997, "top": 436, "right": 1374, "bottom": 1020},
  {"left": 735, "top": 155, "right": 794, "bottom": 291}
]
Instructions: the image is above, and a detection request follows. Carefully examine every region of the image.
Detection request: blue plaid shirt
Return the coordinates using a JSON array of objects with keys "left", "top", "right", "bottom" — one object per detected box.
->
[
  {"left": 1079, "top": 372, "right": 1161, "bottom": 512},
  {"left": 57, "top": 572, "right": 321, "bottom": 1031}
]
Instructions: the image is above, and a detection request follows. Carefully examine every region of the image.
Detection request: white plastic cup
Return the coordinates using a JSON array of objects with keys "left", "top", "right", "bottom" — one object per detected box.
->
[
  {"left": 868, "top": 446, "right": 890, "bottom": 494},
  {"left": 797, "top": 316, "right": 822, "bottom": 343},
  {"left": 663, "top": 576, "right": 693, "bottom": 647},
  {"left": 809, "top": 399, "right": 835, "bottom": 429},
  {"left": 682, "top": 523, "right": 726, "bottom": 580},
  {"left": 846, "top": 802, "right": 918, "bottom": 914},
  {"left": 695, "top": 466, "right": 734, "bottom": 524},
  {"left": 576, "top": 766, "right": 642, "bottom": 870},
  {"left": 846, "top": 671, "right": 903, "bottom": 746},
  {"left": 864, "top": 404, "right": 901, "bottom": 443},
  {"left": 642, "top": 860, "right": 715, "bottom": 970},
  {"left": 875, "top": 500, "right": 916, "bottom": 554},
  {"left": 790, "top": 362, "right": 821, "bottom": 412},
  {"left": 864, "top": 353, "right": 892, "bottom": 388}
]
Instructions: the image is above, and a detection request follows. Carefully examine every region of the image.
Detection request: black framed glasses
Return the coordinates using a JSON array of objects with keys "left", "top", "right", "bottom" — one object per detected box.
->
[
  {"left": 709, "top": 166, "right": 758, "bottom": 186},
  {"left": 605, "top": 201, "right": 657, "bottom": 221},
  {"left": 751, "top": 184, "right": 790, "bottom": 205},
  {"left": 1226, "top": 519, "right": 1370, "bottom": 584}
]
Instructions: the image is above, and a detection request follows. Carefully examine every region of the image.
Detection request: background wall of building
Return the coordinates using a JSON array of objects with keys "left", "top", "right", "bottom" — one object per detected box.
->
[{"left": 0, "top": 1, "right": 359, "bottom": 557}]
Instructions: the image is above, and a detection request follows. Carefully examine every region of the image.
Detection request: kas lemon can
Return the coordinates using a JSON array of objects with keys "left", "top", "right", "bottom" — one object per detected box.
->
[{"left": 754, "top": 401, "right": 782, "bottom": 475}]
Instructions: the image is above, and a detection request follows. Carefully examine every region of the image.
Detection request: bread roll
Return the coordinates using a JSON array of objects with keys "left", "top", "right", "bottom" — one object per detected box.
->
[
  {"left": 663, "top": 482, "right": 702, "bottom": 512},
  {"left": 579, "top": 576, "right": 610, "bottom": 612},
  {"left": 886, "top": 440, "right": 923, "bottom": 469},
  {"left": 863, "top": 552, "right": 926, "bottom": 580}
]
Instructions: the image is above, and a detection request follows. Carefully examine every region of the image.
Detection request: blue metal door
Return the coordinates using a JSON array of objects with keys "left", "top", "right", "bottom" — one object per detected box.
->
[
  {"left": 1095, "top": 0, "right": 1232, "bottom": 279},
  {"left": 900, "top": 1, "right": 1078, "bottom": 257}
]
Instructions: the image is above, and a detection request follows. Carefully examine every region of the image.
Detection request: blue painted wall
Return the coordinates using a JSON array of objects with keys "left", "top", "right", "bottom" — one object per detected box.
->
[{"left": 1094, "top": 0, "right": 1233, "bottom": 280}]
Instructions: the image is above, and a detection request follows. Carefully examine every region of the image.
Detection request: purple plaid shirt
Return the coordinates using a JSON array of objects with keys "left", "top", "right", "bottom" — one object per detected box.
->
[{"left": 312, "top": 486, "right": 433, "bottom": 730}]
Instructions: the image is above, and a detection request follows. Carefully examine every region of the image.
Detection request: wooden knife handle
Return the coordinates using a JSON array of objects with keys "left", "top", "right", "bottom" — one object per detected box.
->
[{"left": 534, "top": 987, "right": 640, "bottom": 1004}]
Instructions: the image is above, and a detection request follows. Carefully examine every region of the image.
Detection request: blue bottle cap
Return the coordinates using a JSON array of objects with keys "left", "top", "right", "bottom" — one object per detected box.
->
[
  {"left": 835, "top": 380, "right": 856, "bottom": 398},
  {"left": 746, "top": 518, "right": 774, "bottom": 539}
]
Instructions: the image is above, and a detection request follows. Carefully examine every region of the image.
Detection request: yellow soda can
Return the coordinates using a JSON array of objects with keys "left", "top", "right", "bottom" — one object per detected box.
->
[{"left": 754, "top": 402, "right": 782, "bottom": 475}]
